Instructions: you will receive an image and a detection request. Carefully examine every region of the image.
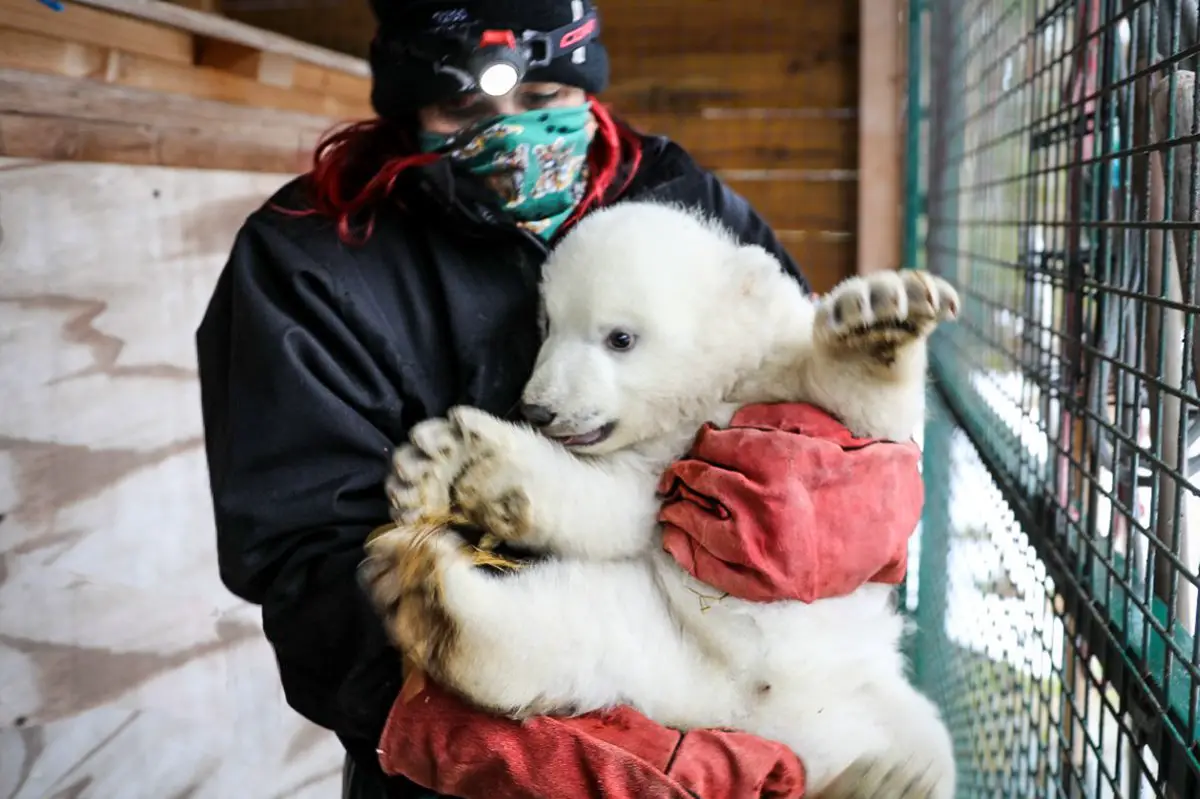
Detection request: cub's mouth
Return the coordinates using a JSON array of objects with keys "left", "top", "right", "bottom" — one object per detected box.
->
[{"left": 546, "top": 421, "right": 616, "bottom": 449}]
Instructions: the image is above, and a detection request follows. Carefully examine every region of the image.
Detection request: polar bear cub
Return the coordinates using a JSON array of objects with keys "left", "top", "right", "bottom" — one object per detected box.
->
[{"left": 363, "top": 200, "right": 959, "bottom": 797}]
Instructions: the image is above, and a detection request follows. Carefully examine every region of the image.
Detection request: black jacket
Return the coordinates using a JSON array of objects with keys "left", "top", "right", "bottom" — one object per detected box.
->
[{"left": 195, "top": 132, "right": 810, "bottom": 795}]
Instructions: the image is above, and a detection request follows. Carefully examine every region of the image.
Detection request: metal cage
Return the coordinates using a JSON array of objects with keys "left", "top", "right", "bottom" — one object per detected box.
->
[{"left": 906, "top": 0, "right": 1200, "bottom": 795}]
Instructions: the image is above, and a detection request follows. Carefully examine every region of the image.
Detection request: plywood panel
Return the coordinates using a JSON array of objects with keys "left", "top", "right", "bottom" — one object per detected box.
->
[
  {"left": 622, "top": 112, "right": 857, "bottom": 171},
  {"left": 0, "top": 155, "right": 343, "bottom": 798}
]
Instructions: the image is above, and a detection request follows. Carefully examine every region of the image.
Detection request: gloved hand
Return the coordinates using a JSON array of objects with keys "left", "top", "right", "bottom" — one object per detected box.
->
[
  {"left": 379, "top": 667, "right": 806, "bottom": 799},
  {"left": 657, "top": 403, "right": 922, "bottom": 603}
]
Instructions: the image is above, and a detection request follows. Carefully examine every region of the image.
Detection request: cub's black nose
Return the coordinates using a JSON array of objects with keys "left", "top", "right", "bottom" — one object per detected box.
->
[{"left": 520, "top": 403, "right": 556, "bottom": 427}]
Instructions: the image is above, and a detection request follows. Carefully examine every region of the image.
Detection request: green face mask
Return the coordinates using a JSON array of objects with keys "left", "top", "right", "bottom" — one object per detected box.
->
[{"left": 418, "top": 103, "right": 593, "bottom": 240}]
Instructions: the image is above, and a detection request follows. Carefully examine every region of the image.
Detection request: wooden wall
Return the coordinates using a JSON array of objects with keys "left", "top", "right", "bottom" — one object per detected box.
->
[
  {"left": 599, "top": 1, "right": 860, "bottom": 293},
  {"left": 0, "top": 0, "right": 374, "bottom": 173},
  {"left": 0, "top": 156, "right": 346, "bottom": 799},
  {"left": 222, "top": 0, "right": 862, "bottom": 293}
]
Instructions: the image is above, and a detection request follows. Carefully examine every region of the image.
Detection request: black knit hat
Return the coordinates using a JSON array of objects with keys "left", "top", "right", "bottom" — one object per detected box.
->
[{"left": 368, "top": 0, "right": 610, "bottom": 120}]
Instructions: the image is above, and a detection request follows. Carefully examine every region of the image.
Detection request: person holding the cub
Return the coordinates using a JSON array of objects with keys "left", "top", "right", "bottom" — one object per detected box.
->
[{"left": 196, "top": 1, "right": 943, "bottom": 797}]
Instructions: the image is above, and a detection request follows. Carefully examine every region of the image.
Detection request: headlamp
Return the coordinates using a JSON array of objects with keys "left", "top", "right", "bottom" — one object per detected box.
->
[
  {"left": 393, "top": 7, "right": 601, "bottom": 98},
  {"left": 471, "top": 30, "right": 525, "bottom": 96}
]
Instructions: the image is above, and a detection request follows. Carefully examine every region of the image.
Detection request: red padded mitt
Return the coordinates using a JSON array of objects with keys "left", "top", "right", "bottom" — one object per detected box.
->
[
  {"left": 379, "top": 669, "right": 806, "bottom": 799},
  {"left": 657, "top": 402, "right": 923, "bottom": 603}
]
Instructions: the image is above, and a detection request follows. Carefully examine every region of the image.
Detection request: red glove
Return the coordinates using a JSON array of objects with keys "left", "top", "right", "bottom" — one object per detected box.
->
[
  {"left": 657, "top": 403, "right": 923, "bottom": 603},
  {"left": 379, "top": 669, "right": 805, "bottom": 799}
]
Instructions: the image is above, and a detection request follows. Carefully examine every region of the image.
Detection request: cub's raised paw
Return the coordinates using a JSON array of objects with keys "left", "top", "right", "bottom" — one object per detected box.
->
[
  {"left": 359, "top": 522, "right": 468, "bottom": 681},
  {"left": 815, "top": 271, "right": 959, "bottom": 364},
  {"left": 386, "top": 417, "right": 466, "bottom": 525},
  {"left": 810, "top": 753, "right": 952, "bottom": 799},
  {"left": 446, "top": 406, "right": 539, "bottom": 548}
]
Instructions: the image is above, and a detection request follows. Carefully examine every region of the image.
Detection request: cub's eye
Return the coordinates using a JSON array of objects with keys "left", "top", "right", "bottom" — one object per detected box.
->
[{"left": 606, "top": 329, "right": 637, "bottom": 352}]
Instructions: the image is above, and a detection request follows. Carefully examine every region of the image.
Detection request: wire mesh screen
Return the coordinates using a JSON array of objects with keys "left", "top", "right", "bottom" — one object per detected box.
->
[{"left": 907, "top": 0, "right": 1200, "bottom": 795}]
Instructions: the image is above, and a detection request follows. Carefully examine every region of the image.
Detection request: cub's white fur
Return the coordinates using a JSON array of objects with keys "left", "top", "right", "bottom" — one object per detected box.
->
[{"left": 365, "top": 201, "right": 959, "bottom": 797}]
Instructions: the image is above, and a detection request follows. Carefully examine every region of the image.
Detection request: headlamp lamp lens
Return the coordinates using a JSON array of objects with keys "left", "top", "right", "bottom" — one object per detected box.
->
[{"left": 478, "top": 60, "right": 520, "bottom": 96}]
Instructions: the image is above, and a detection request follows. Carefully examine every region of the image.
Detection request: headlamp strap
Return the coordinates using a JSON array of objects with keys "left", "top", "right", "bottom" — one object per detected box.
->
[
  {"left": 377, "top": 7, "right": 601, "bottom": 83},
  {"left": 511, "top": 8, "right": 600, "bottom": 67}
]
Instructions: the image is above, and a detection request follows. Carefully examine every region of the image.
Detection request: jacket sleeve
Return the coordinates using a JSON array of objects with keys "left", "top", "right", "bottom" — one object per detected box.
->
[
  {"left": 196, "top": 215, "right": 408, "bottom": 747},
  {"left": 700, "top": 172, "right": 813, "bottom": 295}
]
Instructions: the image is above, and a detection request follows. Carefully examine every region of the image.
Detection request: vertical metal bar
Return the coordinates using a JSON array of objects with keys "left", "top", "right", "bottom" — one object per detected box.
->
[
  {"left": 904, "top": 0, "right": 926, "bottom": 273},
  {"left": 915, "top": 385, "right": 955, "bottom": 692}
]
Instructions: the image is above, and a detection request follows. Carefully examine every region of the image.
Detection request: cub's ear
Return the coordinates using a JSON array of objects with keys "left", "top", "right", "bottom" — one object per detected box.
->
[{"left": 730, "top": 243, "right": 790, "bottom": 302}]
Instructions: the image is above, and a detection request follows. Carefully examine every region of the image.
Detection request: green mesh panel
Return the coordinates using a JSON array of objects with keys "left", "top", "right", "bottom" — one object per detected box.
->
[{"left": 905, "top": 0, "right": 1200, "bottom": 795}]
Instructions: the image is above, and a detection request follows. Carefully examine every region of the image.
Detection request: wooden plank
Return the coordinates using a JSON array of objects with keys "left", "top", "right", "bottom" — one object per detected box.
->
[
  {"left": 0, "top": 0, "right": 193, "bottom": 64},
  {"left": 0, "top": 68, "right": 336, "bottom": 138},
  {"left": 598, "top": 0, "right": 856, "bottom": 55},
  {"left": 0, "top": 111, "right": 312, "bottom": 173},
  {"left": 620, "top": 112, "right": 857, "bottom": 171},
  {"left": 73, "top": 0, "right": 370, "bottom": 76},
  {"left": 0, "top": 26, "right": 110, "bottom": 80},
  {"left": 194, "top": 37, "right": 296, "bottom": 88},
  {"left": 604, "top": 52, "right": 856, "bottom": 114},
  {"left": 222, "top": 0, "right": 855, "bottom": 61},
  {"left": 291, "top": 61, "right": 372, "bottom": 104},
  {"left": 857, "top": 0, "right": 903, "bottom": 274},
  {"left": 109, "top": 50, "right": 373, "bottom": 118},
  {"left": 0, "top": 112, "right": 159, "bottom": 166},
  {"left": 0, "top": 29, "right": 372, "bottom": 119},
  {"left": 725, "top": 177, "right": 856, "bottom": 232},
  {"left": 220, "top": 4, "right": 377, "bottom": 61},
  {"left": 775, "top": 234, "right": 855, "bottom": 295},
  {"left": 219, "top": 0, "right": 856, "bottom": 63},
  {"left": 165, "top": 0, "right": 218, "bottom": 10},
  {"left": 154, "top": 120, "right": 310, "bottom": 172}
]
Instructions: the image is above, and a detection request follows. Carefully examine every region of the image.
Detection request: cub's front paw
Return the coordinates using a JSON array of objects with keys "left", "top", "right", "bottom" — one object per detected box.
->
[
  {"left": 815, "top": 271, "right": 959, "bottom": 365},
  {"left": 446, "top": 406, "right": 540, "bottom": 550},
  {"left": 359, "top": 521, "right": 471, "bottom": 682},
  {"left": 386, "top": 417, "right": 466, "bottom": 525}
]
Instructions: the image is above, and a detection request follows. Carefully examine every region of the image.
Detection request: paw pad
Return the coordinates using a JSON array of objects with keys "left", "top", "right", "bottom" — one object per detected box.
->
[
  {"left": 817, "top": 271, "right": 959, "bottom": 360},
  {"left": 388, "top": 418, "right": 468, "bottom": 524}
]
